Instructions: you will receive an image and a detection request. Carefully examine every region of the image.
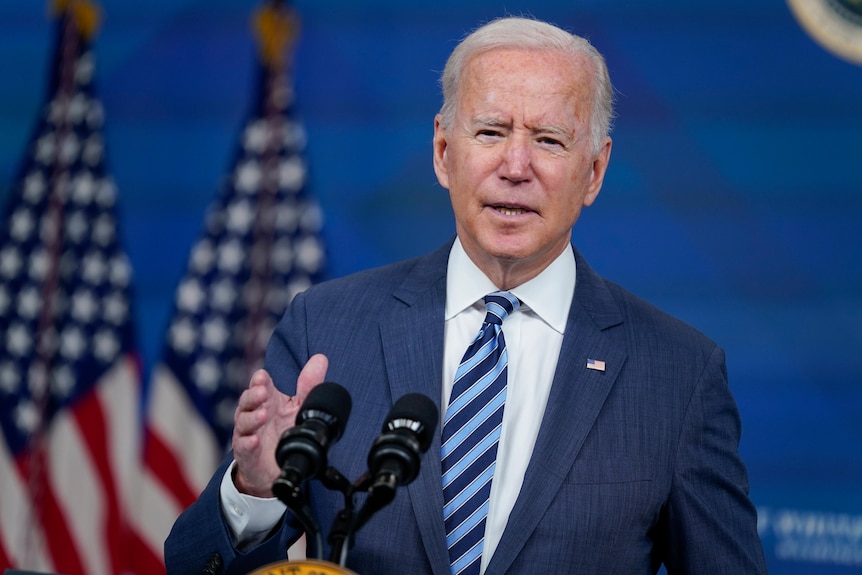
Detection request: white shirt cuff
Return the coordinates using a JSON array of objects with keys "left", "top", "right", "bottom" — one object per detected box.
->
[{"left": 220, "top": 460, "right": 287, "bottom": 546}]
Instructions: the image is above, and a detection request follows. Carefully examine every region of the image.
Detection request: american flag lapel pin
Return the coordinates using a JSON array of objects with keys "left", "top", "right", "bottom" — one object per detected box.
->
[{"left": 586, "top": 358, "right": 606, "bottom": 372}]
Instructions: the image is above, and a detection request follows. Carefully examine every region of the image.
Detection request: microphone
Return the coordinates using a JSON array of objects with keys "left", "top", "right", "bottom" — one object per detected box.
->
[
  {"left": 367, "top": 393, "right": 438, "bottom": 492},
  {"left": 272, "top": 381, "right": 351, "bottom": 561},
  {"left": 329, "top": 392, "right": 438, "bottom": 564},
  {"left": 273, "top": 382, "right": 352, "bottom": 497}
]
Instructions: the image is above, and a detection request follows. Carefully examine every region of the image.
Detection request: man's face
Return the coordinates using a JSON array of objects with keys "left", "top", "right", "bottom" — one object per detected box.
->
[{"left": 433, "top": 47, "right": 612, "bottom": 286}]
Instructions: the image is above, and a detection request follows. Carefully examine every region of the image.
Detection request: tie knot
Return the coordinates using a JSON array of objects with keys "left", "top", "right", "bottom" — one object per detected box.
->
[{"left": 482, "top": 291, "right": 519, "bottom": 325}]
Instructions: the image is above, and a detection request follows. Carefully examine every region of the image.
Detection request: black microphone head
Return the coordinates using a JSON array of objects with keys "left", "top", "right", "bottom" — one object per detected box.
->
[
  {"left": 382, "top": 393, "right": 438, "bottom": 452},
  {"left": 296, "top": 381, "right": 352, "bottom": 440}
]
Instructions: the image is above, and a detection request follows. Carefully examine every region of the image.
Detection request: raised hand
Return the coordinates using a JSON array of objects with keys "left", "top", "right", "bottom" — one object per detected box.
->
[{"left": 231, "top": 353, "right": 329, "bottom": 497}]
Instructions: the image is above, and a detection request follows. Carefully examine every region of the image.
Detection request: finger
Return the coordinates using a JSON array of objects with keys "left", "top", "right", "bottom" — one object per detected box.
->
[
  {"left": 236, "top": 386, "right": 265, "bottom": 412},
  {"left": 237, "top": 370, "right": 275, "bottom": 410},
  {"left": 295, "top": 353, "right": 329, "bottom": 402},
  {"left": 234, "top": 405, "right": 268, "bottom": 436},
  {"left": 249, "top": 368, "right": 275, "bottom": 390}
]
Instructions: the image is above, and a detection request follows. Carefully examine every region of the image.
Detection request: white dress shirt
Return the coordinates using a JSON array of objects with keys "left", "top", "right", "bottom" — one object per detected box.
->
[
  {"left": 220, "top": 238, "right": 577, "bottom": 568},
  {"left": 444, "top": 239, "right": 574, "bottom": 573}
]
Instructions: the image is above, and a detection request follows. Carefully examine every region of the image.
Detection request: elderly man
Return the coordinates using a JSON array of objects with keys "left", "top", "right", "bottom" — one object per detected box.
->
[{"left": 166, "top": 16, "right": 767, "bottom": 575}]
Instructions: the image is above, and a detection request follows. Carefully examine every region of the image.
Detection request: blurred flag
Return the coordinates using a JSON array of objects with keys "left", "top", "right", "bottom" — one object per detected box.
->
[
  {"left": 132, "top": 1, "right": 325, "bottom": 568},
  {"left": 0, "top": 1, "right": 142, "bottom": 574}
]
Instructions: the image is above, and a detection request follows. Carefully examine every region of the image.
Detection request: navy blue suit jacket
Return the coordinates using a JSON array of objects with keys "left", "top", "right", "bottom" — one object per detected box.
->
[{"left": 165, "top": 240, "right": 767, "bottom": 574}]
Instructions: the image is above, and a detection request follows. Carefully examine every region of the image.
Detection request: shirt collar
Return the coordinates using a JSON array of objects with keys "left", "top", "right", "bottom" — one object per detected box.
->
[{"left": 445, "top": 237, "right": 576, "bottom": 334}]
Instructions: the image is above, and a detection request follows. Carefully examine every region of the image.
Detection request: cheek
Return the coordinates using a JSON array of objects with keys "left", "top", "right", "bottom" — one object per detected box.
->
[
  {"left": 458, "top": 144, "right": 500, "bottom": 177},
  {"left": 446, "top": 153, "right": 483, "bottom": 197},
  {"left": 561, "top": 164, "right": 595, "bottom": 206},
  {"left": 566, "top": 195, "right": 588, "bottom": 223},
  {"left": 547, "top": 183, "right": 588, "bottom": 226},
  {"left": 449, "top": 187, "right": 475, "bottom": 218}
]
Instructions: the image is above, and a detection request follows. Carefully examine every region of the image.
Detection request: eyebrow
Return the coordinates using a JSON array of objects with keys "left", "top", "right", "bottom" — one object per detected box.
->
[
  {"left": 531, "top": 124, "right": 572, "bottom": 138},
  {"left": 471, "top": 116, "right": 509, "bottom": 129},
  {"left": 472, "top": 116, "right": 573, "bottom": 138}
]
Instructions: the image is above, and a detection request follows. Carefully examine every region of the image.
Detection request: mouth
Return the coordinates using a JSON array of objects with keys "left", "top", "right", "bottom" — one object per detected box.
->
[{"left": 490, "top": 204, "right": 531, "bottom": 216}]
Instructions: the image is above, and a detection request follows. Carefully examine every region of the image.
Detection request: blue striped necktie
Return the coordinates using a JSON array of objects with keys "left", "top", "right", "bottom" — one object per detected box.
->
[{"left": 442, "top": 291, "right": 519, "bottom": 575}]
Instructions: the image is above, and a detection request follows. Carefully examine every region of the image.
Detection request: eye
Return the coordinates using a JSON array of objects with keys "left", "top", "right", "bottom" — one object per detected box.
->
[
  {"left": 538, "top": 136, "right": 564, "bottom": 147},
  {"left": 477, "top": 129, "right": 502, "bottom": 138}
]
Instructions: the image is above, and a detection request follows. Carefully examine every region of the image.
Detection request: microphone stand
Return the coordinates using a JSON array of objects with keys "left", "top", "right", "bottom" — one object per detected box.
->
[
  {"left": 272, "top": 471, "right": 324, "bottom": 560},
  {"left": 320, "top": 466, "right": 357, "bottom": 566},
  {"left": 272, "top": 459, "right": 402, "bottom": 567},
  {"left": 325, "top": 470, "right": 398, "bottom": 567}
]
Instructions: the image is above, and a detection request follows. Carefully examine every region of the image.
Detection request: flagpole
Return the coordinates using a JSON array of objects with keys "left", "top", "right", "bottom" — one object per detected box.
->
[
  {"left": 243, "top": 0, "right": 301, "bottom": 379},
  {"left": 25, "top": 2, "right": 100, "bottom": 568}
]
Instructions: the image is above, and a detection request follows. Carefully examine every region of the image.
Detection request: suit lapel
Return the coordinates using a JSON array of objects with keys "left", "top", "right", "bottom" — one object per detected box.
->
[
  {"left": 373, "top": 242, "right": 627, "bottom": 574},
  {"left": 378, "top": 241, "right": 452, "bottom": 575},
  {"left": 487, "top": 247, "right": 628, "bottom": 574}
]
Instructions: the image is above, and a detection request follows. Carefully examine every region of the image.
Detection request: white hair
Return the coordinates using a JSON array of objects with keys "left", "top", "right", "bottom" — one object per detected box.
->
[{"left": 439, "top": 17, "right": 615, "bottom": 154}]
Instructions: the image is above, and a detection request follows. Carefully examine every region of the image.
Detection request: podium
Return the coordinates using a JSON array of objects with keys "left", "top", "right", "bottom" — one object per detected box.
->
[{"left": 248, "top": 559, "right": 357, "bottom": 574}]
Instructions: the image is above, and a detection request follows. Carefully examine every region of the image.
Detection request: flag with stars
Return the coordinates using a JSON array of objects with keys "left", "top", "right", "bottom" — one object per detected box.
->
[
  {"left": 133, "top": 2, "right": 326, "bottom": 568},
  {"left": 0, "top": 2, "right": 142, "bottom": 574}
]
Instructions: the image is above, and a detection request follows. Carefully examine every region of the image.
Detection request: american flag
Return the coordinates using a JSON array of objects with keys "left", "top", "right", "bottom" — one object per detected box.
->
[
  {"left": 132, "top": 2, "right": 326, "bottom": 569},
  {"left": 0, "top": 2, "right": 142, "bottom": 574},
  {"left": 586, "top": 359, "right": 606, "bottom": 372}
]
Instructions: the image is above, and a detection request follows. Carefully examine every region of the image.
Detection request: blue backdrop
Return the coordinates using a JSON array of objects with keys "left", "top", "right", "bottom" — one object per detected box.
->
[{"left": 1, "top": 1, "right": 861, "bottom": 573}]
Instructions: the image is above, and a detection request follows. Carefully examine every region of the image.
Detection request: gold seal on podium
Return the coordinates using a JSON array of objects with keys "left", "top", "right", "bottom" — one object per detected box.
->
[{"left": 247, "top": 559, "right": 358, "bottom": 575}]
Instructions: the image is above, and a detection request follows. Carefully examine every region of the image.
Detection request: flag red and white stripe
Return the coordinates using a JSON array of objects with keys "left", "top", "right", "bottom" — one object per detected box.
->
[
  {"left": 0, "top": 359, "right": 141, "bottom": 574},
  {"left": 131, "top": 3, "right": 325, "bottom": 569},
  {"left": 0, "top": 3, "right": 143, "bottom": 573}
]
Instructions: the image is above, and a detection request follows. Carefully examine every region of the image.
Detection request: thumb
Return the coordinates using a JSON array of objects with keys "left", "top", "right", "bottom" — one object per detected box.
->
[{"left": 295, "top": 353, "right": 329, "bottom": 403}]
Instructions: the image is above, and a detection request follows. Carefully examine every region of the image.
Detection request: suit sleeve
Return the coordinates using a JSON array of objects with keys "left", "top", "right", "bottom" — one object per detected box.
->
[
  {"left": 164, "top": 295, "right": 312, "bottom": 574},
  {"left": 663, "top": 345, "right": 768, "bottom": 574},
  {"left": 164, "top": 455, "right": 304, "bottom": 574}
]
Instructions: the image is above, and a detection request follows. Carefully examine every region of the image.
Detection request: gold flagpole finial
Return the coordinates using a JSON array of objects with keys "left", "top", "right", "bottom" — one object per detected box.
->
[
  {"left": 253, "top": 3, "right": 300, "bottom": 70},
  {"left": 50, "top": 0, "right": 102, "bottom": 40}
]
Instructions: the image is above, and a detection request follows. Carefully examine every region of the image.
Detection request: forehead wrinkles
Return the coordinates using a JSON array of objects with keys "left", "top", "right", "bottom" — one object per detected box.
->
[{"left": 458, "top": 49, "right": 594, "bottom": 128}]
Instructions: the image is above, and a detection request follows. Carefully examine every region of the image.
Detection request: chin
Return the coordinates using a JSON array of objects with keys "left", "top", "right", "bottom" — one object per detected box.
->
[{"left": 480, "top": 238, "right": 539, "bottom": 263}]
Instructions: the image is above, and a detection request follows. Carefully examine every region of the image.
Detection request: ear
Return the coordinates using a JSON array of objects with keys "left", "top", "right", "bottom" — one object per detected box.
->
[
  {"left": 432, "top": 114, "right": 451, "bottom": 190},
  {"left": 583, "top": 136, "right": 612, "bottom": 207}
]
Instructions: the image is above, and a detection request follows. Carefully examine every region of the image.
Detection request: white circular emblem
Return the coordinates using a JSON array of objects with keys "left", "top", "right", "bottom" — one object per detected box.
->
[{"left": 788, "top": 0, "right": 862, "bottom": 65}]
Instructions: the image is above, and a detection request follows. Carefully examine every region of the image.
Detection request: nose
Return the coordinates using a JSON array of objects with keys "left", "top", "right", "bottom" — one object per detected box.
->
[{"left": 499, "top": 134, "right": 532, "bottom": 182}]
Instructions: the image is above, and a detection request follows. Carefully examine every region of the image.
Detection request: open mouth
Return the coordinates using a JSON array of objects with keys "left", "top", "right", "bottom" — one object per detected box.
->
[{"left": 492, "top": 205, "right": 528, "bottom": 216}]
